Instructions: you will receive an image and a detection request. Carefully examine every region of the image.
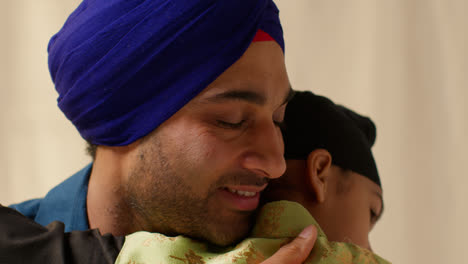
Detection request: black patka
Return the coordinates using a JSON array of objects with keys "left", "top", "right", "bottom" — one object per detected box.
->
[{"left": 282, "top": 91, "right": 381, "bottom": 187}]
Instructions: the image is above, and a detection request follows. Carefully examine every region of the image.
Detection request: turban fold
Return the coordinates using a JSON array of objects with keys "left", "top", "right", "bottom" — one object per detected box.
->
[
  {"left": 48, "top": 0, "right": 284, "bottom": 146},
  {"left": 283, "top": 91, "right": 381, "bottom": 187}
]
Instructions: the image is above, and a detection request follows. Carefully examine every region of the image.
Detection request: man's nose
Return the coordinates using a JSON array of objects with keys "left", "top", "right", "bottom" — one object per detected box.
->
[{"left": 240, "top": 121, "right": 286, "bottom": 179}]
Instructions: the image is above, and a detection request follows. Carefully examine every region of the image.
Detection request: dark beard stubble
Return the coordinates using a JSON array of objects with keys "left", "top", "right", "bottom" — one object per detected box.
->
[{"left": 122, "top": 137, "right": 267, "bottom": 246}]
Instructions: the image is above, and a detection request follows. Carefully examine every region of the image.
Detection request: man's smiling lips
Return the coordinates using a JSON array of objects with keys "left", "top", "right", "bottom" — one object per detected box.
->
[{"left": 218, "top": 184, "right": 268, "bottom": 211}]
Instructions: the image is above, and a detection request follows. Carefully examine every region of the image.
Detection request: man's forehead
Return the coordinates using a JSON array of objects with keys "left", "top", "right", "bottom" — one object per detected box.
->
[
  {"left": 198, "top": 85, "right": 293, "bottom": 107},
  {"left": 193, "top": 41, "right": 289, "bottom": 101}
]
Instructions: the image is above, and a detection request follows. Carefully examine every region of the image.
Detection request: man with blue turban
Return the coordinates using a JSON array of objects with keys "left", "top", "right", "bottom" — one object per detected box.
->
[{"left": 8, "top": 0, "right": 316, "bottom": 263}]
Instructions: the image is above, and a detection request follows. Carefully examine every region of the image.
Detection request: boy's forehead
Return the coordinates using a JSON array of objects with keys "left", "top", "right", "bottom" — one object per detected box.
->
[
  {"left": 349, "top": 171, "right": 382, "bottom": 195},
  {"left": 352, "top": 171, "right": 384, "bottom": 215}
]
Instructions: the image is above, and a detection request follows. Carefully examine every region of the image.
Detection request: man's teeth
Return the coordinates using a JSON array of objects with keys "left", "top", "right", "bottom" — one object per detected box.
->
[{"left": 227, "top": 188, "right": 257, "bottom": 197}]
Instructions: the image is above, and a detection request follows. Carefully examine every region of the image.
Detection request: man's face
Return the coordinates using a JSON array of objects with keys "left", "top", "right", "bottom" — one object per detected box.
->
[
  {"left": 312, "top": 167, "right": 384, "bottom": 250},
  {"left": 122, "top": 41, "right": 291, "bottom": 246}
]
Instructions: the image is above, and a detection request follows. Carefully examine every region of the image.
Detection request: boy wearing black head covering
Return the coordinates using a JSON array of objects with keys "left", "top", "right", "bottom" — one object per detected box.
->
[
  {"left": 114, "top": 91, "right": 390, "bottom": 264},
  {"left": 262, "top": 90, "right": 387, "bottom": 259},
  {"left": 281, "top": 90, "right": 380, "bottom": 186}
]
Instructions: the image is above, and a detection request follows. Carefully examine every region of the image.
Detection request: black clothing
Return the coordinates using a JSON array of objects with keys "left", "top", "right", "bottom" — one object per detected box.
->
[{"left": 0, "top": 205, "right": 124, "bottom": 264}]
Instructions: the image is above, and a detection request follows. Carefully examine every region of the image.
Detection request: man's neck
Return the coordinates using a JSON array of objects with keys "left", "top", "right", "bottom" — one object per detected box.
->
[{"left": 86, "top": 148, "right": 142, "bottom": 236}]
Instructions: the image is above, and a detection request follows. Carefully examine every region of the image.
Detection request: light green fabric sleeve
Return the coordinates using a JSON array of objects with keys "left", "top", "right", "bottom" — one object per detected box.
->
[{"left": 115, "top": 201, "right": 391, "bottom": 264}]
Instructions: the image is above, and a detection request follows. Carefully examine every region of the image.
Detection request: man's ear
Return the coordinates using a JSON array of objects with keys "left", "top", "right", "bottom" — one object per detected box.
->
[{"left": 306, "top": 149, "right": 332, "bottom": 203}]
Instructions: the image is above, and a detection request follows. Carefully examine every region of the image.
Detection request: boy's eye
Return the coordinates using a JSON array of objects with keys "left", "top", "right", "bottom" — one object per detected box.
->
[
  {"left": 217, "top": 120, "right": 245, "bottom": 129},
  {"left": 370, "top": 209, "right": 377, "bottom": 223}
]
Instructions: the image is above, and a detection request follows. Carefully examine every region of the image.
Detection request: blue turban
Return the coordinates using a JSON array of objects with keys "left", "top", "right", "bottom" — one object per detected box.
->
[{"left": 48, "top": 0, "right": 284, "bottom": 146}]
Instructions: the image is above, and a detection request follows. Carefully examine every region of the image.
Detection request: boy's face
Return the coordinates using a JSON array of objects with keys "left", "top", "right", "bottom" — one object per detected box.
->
[{"left": 312, "top": 167, "right": 384, "bottom": 250}]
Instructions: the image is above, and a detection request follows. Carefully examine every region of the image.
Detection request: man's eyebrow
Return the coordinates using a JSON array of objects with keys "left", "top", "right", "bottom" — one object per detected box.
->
[{"left": 205, "top": 90, "right": 266, "bottom": 105}]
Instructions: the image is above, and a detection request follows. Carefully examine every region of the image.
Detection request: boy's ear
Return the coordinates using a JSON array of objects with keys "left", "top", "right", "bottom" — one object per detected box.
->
[{"left": 306, "top": 149, "right": 332, "bottom": 203}]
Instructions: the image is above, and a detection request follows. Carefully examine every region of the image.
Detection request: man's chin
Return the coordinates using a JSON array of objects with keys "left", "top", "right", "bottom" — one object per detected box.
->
[
  {"left": 205, "top": 228, "right": 250, "bottom": 247},
  {"left": 203, "top": 216, "right": 253, "bottom": 246}
]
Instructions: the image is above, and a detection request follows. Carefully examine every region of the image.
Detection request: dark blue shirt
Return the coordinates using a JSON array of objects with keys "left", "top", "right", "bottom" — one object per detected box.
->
[{"left": 9, "top": 163, "right": 92, "bottom": 232}]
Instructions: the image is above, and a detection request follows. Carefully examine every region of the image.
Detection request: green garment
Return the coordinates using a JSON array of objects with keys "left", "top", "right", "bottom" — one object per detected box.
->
[{"left": 116, "top": 201, "right": 390, "bottom": 264}]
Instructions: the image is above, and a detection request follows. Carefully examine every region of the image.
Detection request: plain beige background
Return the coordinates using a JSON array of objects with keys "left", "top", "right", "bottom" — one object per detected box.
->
[{"left": 1, "top": 1, "right": 467, "bottom": 263}]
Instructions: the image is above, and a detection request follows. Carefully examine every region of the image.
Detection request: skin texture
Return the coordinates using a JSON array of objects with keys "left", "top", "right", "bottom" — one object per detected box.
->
[
  {"left": 263, "top": 149, "right": 384, "bottom": 251},
  {"left": 86, "top": 41, "right": 292, "bottom": 246}
]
